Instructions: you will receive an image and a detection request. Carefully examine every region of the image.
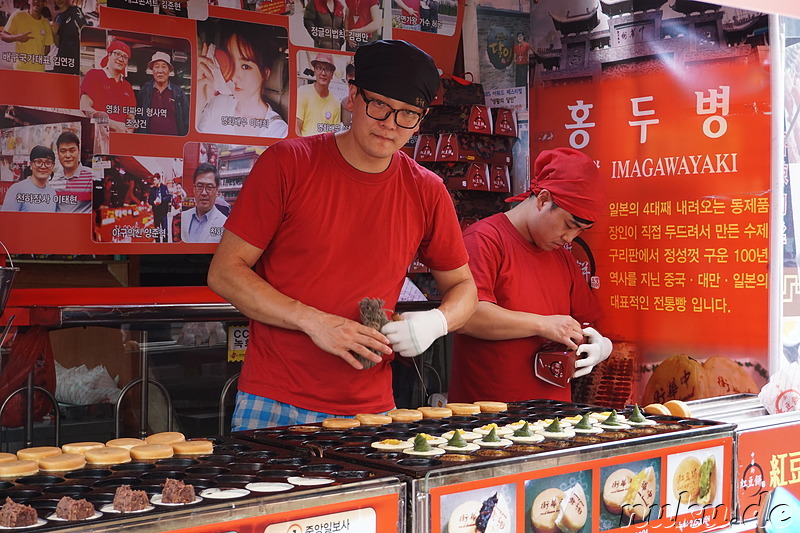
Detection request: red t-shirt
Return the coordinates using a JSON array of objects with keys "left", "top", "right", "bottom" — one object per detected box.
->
[
  {"left": 346, "top": 0, "right": 379, "bottom": 32},
  {"left": 449, "top": 213, "right": 602, "bottom": 403},
  {"left": 147, "top": 86, "right": 178, "bottom": 136},
  {"left": 225, "top": 133, "right": 468, "bottom": 414},
  {"left": 514, "top": 41, "right": 533, "bottom": 65},
  {"left": 80, "top": 68, "right": 136, "bottom": 123},
  {"left": 398, "top": 0, "right": 420, "bottom": 26}
]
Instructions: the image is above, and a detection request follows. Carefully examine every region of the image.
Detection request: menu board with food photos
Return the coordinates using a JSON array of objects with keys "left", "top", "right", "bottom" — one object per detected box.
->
[
  {"left": 429, "top": 438, "right": 733, "bottom": 533},
  {"left": 0, "top": 0, "right": 464, "bottom": 255}
]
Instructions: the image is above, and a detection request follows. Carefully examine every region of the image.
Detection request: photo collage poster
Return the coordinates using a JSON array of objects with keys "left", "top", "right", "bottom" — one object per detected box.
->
[{"left": 0, "top": 0, "right": 464, "bottom": 253}]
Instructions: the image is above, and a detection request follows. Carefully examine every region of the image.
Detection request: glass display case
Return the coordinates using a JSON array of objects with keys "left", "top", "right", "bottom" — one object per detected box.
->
[{"left": 0, "top": 295, "right": 446, "bottom": 453}]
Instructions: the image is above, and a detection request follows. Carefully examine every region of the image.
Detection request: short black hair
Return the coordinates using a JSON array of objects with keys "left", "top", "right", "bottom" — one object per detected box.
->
[
  {"left": 193, "top": 162, "right": 220, "bottom": 186},
  {"left": 55, "top": 131, "right": 80, "bottom": 149}
]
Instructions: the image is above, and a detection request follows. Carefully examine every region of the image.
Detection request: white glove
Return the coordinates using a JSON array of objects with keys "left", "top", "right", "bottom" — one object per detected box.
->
[
  {"left": 574, "top": 326, "right": 613, "bottom": 378},
  {"left": 381, "top": 309, "right": 448, "bottom": 358}
]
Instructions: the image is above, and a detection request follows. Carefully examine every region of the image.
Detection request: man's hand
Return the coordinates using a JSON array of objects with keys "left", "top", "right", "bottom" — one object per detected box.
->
[
  {"left": 304, "top": 312, "right": 391, "bottom": 370},
  {"left": 381, "top": 309, "right": 448, "bottom": 358},
  {"left": 574, "top": 327, "right": 613, "bottom": 378},
  {"left": 536, "top": 315, "right": 584, "bottom": 350},
  {"left": 10, "top": 32, "right": 32, "bottom": 43}
]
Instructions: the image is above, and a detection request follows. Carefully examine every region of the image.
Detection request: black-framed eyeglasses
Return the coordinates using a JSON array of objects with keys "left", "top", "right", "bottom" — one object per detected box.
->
[
  {"left": 110, "top": 50, "right": 129, "bottom": 62},
  {"left": 31, "top": 158, "right": 55, "bottom": 168},
  {"left": 314, "top": 64, "right": 335, "bottom": 74},
  {"left": 357, "top": 88, "right": 425, "bottom": 129},
  {"left": 194, "top": 183, "right": 218, "bottom": 192}
]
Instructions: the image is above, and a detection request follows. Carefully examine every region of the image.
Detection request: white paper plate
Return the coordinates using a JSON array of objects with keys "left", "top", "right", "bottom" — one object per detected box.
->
[
  {"left": 46, "top": 511, "right": 102, "bottom": 522},
  {"left": 438, "top": 442, "right": 480, "bottom": 452},
  {"left": 287, "top": 476, "right": 335, "bottom": 486},
  {"left": 199, "top": 488, "right": 250, "bottom": 500},
  {"left": 150, "top": 494, "right": 202, "bottom": 506},
  {"left": 244, "top": 482, "right": 293, "bottom": 493},
  {"left": 99, "top": 503, "right": 154, "bottom": 514},
  {"left": 0, "top": 518, "right": 47, "bottom": 530}
]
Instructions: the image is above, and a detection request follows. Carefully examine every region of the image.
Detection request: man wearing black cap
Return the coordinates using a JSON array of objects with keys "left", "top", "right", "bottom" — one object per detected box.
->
[
  {"left": 449, "top": 148, "right": 613, "bottom": 403},
  {"left": 209, "top": 40, "right": 477, "bottom": 429},
  {"left": 2, "top": 146, "right": 59, "bottom": 212}
]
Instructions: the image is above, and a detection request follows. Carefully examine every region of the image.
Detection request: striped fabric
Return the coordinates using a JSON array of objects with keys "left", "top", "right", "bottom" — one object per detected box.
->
[{"left": 231, "top": 391, "right": 356, "bottom": 430}]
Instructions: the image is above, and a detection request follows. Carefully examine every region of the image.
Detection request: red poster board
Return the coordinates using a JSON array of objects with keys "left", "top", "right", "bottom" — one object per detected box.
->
[
  {"left": 528, "top": 3, "right": 772, "bottom": 396},
  {"left": 737, "top": 423, "right": 800, "bottom": 523}
]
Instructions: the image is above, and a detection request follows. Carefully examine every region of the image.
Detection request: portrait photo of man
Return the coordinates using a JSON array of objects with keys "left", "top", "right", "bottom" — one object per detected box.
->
[
  {"left": 1, "top": 145, "right": 59, "bottom": 212},
  {"left": 79, "top": 28, "right": 192, "bottom": 137},
  {"left": 135, "top": 51, "right": 190, "bottom": 136},
  {"left": 51, "top": 131, "right": 93, "bottom": 213},
  {"left": 181, "top": 162, "right": 228, "bottom": 243},
  {"left": 296, "top": 52, "right": 343, "bottom": 137},
  {"left": 0, "top": 0, "right": 54, "bottom": 72},
  {"left": 80, "top": 38, "right": 137, "bottom": 133}
]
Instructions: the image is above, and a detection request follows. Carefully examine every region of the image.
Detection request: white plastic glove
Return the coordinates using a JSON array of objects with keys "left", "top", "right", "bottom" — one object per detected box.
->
[
  {"left": 381, "top": 309, "right": 448, "bottom": 358},
  {"left": 574, "top": 326, "right": 613, "bottom": 378}
]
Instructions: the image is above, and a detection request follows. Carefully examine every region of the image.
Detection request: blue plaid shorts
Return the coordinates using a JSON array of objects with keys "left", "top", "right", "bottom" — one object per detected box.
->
[{"left": 231, "top": 391, "right": 356, "bottom": 430}]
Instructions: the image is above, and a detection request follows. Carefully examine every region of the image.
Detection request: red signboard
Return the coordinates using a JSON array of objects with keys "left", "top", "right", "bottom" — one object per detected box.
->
[{"left": 737, "top": 423, "right": 800, "bottom": 524}]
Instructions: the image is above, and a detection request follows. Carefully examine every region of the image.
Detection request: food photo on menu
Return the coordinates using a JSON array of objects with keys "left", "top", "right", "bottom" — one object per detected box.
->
[
  {"left": 525, "top": 470, "right": 591, "bottom": 533},
  {"left": 666, "top": 446, "right": 723, "bottom": 514},
  {"left": 91, "top": 154, "right": 184, "bottom": 243},
  {"left": 439, "top": 483, "right": 514, "bottom": 533},
  {"left": 598, "top": 458, "right": 661, "bottom": 531},
  {"left": 79, "top": 28, "right": 191, "bottom": 137},
  {"left": 196, "top": 18, "right": 289, "bottom": 139}
]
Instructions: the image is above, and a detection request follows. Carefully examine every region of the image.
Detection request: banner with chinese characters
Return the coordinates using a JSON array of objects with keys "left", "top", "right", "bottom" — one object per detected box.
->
[
  {"left": 736, "top": 423, "right": 800, "bottom": 525},
  {"left": 0, "top": 0, "right": 465, "bottom": 255},
  {"left": 529, "top": 1, "right": 772, "bottom": 399}
]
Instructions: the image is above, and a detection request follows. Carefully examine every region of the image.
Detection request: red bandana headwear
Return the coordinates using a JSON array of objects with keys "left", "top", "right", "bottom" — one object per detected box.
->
[
  {"left": 506, "top": 147, "right": 604, "bottom": 222},
  {"left": 101, "top": 39, "right": 131, "bottom": 68}
]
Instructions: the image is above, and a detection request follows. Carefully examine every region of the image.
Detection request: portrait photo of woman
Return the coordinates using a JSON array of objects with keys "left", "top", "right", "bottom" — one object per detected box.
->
[{"left": 196, "top": 18, "right": 289, "bottom": 138}]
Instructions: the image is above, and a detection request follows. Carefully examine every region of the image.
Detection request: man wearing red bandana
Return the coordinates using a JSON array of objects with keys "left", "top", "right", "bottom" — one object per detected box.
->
[
  {"left": 79, "top": 39, "right": 136, "bottom": 133},
  {"left": 449, "top": 147, "right": 613, "bottom": 403}
]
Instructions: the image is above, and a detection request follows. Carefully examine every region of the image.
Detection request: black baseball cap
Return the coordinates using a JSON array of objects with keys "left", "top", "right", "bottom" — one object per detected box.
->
[{"left": 352, "top": 40, "right": 440, "bottom": 109}]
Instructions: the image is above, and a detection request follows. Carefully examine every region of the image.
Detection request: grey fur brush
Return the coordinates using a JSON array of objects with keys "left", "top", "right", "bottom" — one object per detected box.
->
[{"left": 358, "top": 297, "right": 390, "bottom": 369}]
